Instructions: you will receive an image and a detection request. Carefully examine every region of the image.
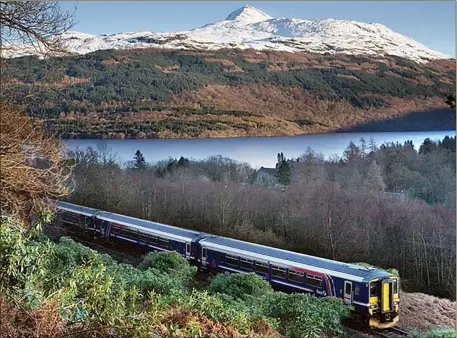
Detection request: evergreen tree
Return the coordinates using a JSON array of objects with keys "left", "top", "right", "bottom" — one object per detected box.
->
[
  {"left": 134, "top": 149, "right": 146, "bottom": 170},
  {"left": 419, "top": 138, "right": 437, "bottom": 154},
  {"left": 343, "top": 141, "right": 361, "bottom": 162},
  {"left": 276, "top": 160, "right": 291, "bottom": 186},
  {"left": 177, "top": 156, "right": 190, "bottom": 168},
  {"left": 445, "top": 94, "right": 456, "bottom": 108}
]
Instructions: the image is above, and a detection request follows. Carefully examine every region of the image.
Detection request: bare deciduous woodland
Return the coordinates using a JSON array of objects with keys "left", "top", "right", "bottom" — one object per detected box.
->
[{"left": 67, "top": 138, "right": 456, "bottom": 300}]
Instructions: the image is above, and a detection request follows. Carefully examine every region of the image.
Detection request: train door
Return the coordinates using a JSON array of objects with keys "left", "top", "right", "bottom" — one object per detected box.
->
[
  {"left": 382, "top": 280, "right": 393, "bottom": 313},
  {"left": 185, "top": 242, "right": 191, "bottom": 260},
  {"left": 344, "top": 281, "right": 352, "bottom": 305},
  {"left": 201, "top": 247, "right": 207, "bottom": 267}
]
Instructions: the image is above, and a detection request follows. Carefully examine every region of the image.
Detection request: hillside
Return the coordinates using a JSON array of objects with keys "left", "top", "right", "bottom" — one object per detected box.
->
[{"left": 3, "top": 47, "right": 455, "bottom": 139}]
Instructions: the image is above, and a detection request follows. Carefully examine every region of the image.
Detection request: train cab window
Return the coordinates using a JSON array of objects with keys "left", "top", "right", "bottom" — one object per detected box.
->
[
  {"left": 255, "top": 262, "right": 269, "bottom": 274},
  {"left": 370, "top": 283, "right": 378, "bottom": 297},
  {"left": 288, "top": 270, "right": 304, "bottom": 283},
  {"left": 272, "top": 266, "right": 287, "bottom": 279},
  {"left": 393, "top": 279, "right": 398, "bottom": 294},
  {"left": 355, "top": 286, "right": 360, "bottom": 296},
  {"left": 202, "top": 248, "right": 207, "bottom": 259},
  {"left": 306, "top": 274, "right": 323, "bottom": 288},
  {"left": 239, "top": 258, "right": 253, "bottom": 269},
  {"left": 226, "top": 255, "right": 238, "bottom": 266}
]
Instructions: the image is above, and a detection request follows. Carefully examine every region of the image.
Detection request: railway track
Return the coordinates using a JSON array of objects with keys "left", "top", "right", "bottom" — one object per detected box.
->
[
  {"left": 372, "top": 327, "right": 411, "bottom": 338},
  {"left": 343, "top": 319, "right": 411, "bottom": 338}
]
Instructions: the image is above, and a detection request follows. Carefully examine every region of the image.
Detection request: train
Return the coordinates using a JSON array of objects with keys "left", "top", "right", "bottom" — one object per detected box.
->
[{"left": 54, "top": 200, "right": 400, "bottom": 329}]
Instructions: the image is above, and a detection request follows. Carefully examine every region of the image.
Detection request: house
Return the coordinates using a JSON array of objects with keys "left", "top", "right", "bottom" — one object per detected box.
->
[{"left": 255, "top": 167, "right": 277, "bottom": 187}]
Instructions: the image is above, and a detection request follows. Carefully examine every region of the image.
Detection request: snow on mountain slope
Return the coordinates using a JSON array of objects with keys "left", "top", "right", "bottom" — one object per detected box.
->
[{"left": 1, "top": 5, "right": 452, "bottom": 63}]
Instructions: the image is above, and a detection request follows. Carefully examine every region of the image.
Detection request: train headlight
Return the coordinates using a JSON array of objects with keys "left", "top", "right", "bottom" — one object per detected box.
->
[{"left": 370, "top": 304, "right": 377, "bottom": 309}]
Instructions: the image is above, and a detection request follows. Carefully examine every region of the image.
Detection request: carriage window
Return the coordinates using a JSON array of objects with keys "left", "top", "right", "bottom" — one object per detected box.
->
[
  {"left": 239, "top": 258, "right": 253, "bottom": 269},
  {"left": 355, "top": 286, "right": 360, "bottom": 296},
  {"left": 306, "top": 274, "right": 322, "bottom": 288},
  {"left": 138, "top": 232, "right": 149, "bottom": 242},
  {"left": 393, "top": 280, "right": 398, "bottom": 294},
  {"left": 255, "top": 262, "right": 269, "bottom": 274},
  {"left": 288, "top": 270, "right": 304, "bottom": 283},
  {"left": 272, "top": 266, "right": 286, "bottom": 279},
  {"left": 175, "top": 242, "right": 181, "bottom": 252},
  {"left": 159, "top": 237, "right": 169, "bottom": 248},
  {"left": 150, "top": 236, "right": 158, "bottom": 245},
  {"left": 226, "top": 255, "right": 238, "bottom": 266},
  {"left": 370, "top": 283, "right": 378, "bottom": 297},
  {"left": 219, "top": 253, "right": 225, "bottom": 263}
]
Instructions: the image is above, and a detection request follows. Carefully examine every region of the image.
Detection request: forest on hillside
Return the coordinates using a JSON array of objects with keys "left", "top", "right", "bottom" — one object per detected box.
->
[
  {"left": 2, "top": 48, "right": 455, "bottom": 138},
  {"left": 66, "top": 136, "right": 456, "bottom": 300}
]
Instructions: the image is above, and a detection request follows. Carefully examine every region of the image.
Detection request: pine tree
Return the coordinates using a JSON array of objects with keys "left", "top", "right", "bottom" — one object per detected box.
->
[
  {"left": 276, "top": 160, "right": 291, "bottom": 186},
  {"left": 343, "top": 141, "right": 361, "bottom": 162},
  {"left": 134, "top": 149, "right": 146, "bottom": 170}
]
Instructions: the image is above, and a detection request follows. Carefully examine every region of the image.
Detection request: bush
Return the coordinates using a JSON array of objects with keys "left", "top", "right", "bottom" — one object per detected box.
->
[
  {"left": 411, "top": 327, "right": 456, "bottom": 338},
  {"left": 209, "top": 272, "right": 273, "bottom": 301},
  {"left": 137, "top": 251, "right": 197, "bottom": 289},
  {"left": 261, "top": 292, "right": 350, "bottom": 338}
]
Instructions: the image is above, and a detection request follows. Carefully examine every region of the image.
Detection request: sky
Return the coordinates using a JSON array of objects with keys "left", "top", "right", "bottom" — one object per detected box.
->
[{"left": 60, "top": 1, "right": 456, "bottom": 57}]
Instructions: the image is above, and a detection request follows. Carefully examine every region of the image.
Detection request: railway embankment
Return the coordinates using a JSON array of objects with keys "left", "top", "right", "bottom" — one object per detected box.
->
[{"left": 43, "top": 223, "right": 456, "bottom": 338}]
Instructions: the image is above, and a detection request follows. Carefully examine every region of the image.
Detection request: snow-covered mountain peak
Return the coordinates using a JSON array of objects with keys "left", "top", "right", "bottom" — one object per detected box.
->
[
  {"left": 2, "top": 5, "right": 453, "bottom": 63},
  {"left": 225, "top": 5, "right": 272, "bottom": 23}
]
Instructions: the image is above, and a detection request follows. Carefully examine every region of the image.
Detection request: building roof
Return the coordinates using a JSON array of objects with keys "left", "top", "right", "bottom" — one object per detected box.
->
[{"left": 200, "top": 236, "right": 391, "bottom": 283}]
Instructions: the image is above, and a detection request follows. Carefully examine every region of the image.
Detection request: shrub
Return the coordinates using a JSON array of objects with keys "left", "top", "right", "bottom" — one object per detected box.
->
[
  {"left": 209, "top": 272, "right": 273, "bottom": 301},
  {"left": 137, "top": 251, "right": 197, "bottom": 289},
  {"left": 411, "top": 327, "right": 456, "bottom": 338},
  {"left": 261, "top": 292, "right": 350, "bottom": 338}
]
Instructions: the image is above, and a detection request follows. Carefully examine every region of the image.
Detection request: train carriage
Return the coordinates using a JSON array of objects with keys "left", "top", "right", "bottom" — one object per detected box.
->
[{"left": 198, "top": 236, "right": 399, "bottom": 328}]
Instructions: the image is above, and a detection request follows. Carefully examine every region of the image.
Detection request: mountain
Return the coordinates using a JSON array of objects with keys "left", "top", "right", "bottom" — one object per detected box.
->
[{"left": 2, "top": 5, "right": 453, "bottom": 63}]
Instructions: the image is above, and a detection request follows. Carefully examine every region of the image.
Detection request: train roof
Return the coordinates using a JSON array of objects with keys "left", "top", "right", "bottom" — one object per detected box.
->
[
  {"left": 200, "top": 236, "right": 391, "bottom": 283},
  {"left": 56, "top": 201, "right": 201, "bottom": 242},
  {"left": 56, "top": 201, "right": 101, "bottom": 217},
  {"left": 96, "top": 211, "right": 201, "bottom": 242}
]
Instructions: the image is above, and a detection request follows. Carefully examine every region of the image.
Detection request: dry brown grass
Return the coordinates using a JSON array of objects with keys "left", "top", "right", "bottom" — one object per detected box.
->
[{"left": 399, "top": 292, "right": 456, "bottom": 331}]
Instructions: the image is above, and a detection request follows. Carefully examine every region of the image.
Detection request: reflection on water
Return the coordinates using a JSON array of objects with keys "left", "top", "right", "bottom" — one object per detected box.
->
[{"left": 62, "top": 130, "right": 455, "bottom": 169}]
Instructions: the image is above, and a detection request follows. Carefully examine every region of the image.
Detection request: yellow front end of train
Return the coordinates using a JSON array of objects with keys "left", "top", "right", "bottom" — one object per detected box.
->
[{"left": 368, "top": 276, "right": 400, "bottom": 329}]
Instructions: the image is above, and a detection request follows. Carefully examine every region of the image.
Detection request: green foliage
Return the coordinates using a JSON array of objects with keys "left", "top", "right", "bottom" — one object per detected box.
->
[
  {"left": 276, "top": 160, "right": 291, "bottom": 186},
  {"left": 209, "top": 272, "right": 273, "bottom": 301},
  {"left": 411, "top": 327, "right": 456, "bottom": 338},
  {"left": 261, "top": 292, "right": 350, "bottom": 338},
  {"left": 3, "top": 49, "right": 454, "bottom": 122},
  {"left": 137, "top": 251, "right": 197, "bottom": 289}
]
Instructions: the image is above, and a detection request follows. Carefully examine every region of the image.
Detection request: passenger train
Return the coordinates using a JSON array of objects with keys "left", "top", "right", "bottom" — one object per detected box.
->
[{"left": 54, "top": 200, "right": 400, "bottom": 329}]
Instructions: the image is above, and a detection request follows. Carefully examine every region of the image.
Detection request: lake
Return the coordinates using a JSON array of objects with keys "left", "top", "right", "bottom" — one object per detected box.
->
[{"left": 62, "top": 130, "right": 456, "bottom": 169}]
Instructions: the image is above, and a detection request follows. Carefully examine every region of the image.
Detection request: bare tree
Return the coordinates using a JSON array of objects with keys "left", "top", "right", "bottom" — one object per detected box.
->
[
  {"left": 0, "top": 101, "right": 72, "bottom": 224},
  {"left": 0, "top": 1, "right": 76, "bottom": 57}
]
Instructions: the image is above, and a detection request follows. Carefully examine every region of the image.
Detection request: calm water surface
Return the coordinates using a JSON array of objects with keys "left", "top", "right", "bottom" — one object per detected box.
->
[{"left": 63, "top": 131, "right": 456, "bottom": 168}]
